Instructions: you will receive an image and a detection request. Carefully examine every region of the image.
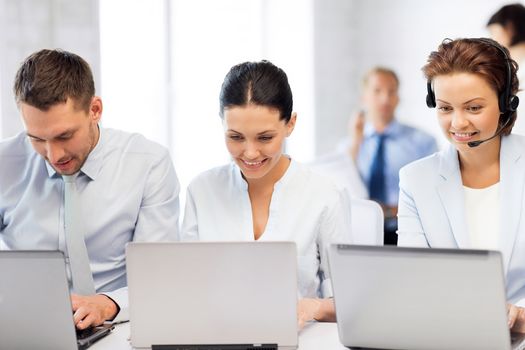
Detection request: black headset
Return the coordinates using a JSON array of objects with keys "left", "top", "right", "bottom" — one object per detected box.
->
[{"left": 426, "top": 38, "right": 520, "bottom": 118}]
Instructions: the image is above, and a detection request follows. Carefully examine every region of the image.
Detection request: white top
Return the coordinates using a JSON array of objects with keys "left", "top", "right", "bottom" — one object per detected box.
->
[
  {"left": 512, "top": 58, "right": 525, "bottom": 136},
  {"left": 180, "top": 159, "right": 352, "bottom": 298},
  {"left": 463, "top": 183, "right": 500, "bottom": 250}
]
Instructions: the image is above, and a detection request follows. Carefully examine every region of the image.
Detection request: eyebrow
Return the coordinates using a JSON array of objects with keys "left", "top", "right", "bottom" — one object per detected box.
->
[
  {"left": 436, "top": 97, "right": 486, "bottom": 105},
  {"left": 227, "top": 129, "right": 277, "bottom": 135},
  {"left": 26, "top": 129, "right": 75, "bottom": 141}
]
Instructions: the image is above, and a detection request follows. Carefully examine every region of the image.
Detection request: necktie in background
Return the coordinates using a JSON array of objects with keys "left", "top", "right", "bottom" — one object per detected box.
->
[
  {"left": 368, "top": 134, "right": 387, "bottom": 203},
  {"left": 63, "top": 174, "right": 96, "bottom": 295}
]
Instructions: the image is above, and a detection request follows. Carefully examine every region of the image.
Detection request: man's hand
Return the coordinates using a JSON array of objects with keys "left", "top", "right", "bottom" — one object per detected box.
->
[
  {"left": 508, "top": 303, "right": 525, "bottom": 332},
  {"left": 348, "top": 110, "right": 366, "bottom": 161},
  {"left": 71, "top": 294, "right": 118, "bottom": 330}
]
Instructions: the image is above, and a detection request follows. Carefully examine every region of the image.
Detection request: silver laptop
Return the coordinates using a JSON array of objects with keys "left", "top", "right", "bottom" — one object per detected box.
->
[
  {"left": 126, "top": 242, "right": 298, "bottom": 350},
  {"left": 328, "top": 244, "right": 525, "bottom": 350},
  {"left": 0, "top": 251, "right": 113, "bottom": 350}
]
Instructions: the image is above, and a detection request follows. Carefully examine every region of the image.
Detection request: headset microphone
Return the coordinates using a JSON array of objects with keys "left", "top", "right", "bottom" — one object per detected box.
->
[{"left": 467, "top": 116, "right": 512, "bottom": 147}]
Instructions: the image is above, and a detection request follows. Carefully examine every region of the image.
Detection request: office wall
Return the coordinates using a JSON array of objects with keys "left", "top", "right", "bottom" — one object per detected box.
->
[
  {"left": 1, "top": 0, "right": 522, "bottom": 154},
  {"left": 0, "top": 0, "right": 100, "bottom": 139}
]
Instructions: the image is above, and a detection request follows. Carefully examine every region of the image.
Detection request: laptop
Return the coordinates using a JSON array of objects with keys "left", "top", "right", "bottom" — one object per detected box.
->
[
  {"left": 126, "top": 241, "right": 298, "bottom": 350},
  {"left": 0, "top": 251, "right": 113, "bottom": 350},
  {"left": 328, "top": 244, "right": 525, "bottom": 350}
]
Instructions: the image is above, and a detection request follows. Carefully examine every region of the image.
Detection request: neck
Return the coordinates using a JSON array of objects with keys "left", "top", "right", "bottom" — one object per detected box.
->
[
  {"left": 370, "top": 116, "right": 393, "bottom": 133},
  {"left": 246, "top": 155, "right": 290, "bottom": 191},
  {"left": 458, "top": 136, "right": 501, "bottom": 188}
]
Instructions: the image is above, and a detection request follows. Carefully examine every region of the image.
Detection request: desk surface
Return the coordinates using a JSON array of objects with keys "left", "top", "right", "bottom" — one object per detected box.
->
[{"left": 91, "top": 322, "right": 346, "bottom": 349}]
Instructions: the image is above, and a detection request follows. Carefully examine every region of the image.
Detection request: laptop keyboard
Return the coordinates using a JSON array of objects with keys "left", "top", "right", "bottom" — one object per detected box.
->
[
  {"left": 151, "top": 344, "right": 278, "bottom": 350},
  {"left": 76, "top": 327, "right": 99, "bottom": 340}
]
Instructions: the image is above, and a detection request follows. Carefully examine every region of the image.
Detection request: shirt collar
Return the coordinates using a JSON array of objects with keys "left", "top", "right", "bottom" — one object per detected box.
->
[
  {"left": 231, "top": 155, "right": 296, "bottom": 191},
  {"left": 364, "top": 119, "right": 401, "bottom": 138},
  {"left": 44, "top": 125, "right": 104, "bottom": 181}
]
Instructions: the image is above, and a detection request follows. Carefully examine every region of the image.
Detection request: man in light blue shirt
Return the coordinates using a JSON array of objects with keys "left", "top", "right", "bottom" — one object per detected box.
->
[
  {"left": 0, "top": 50, "right": 180, "bottom": 327},
  {"left": 346, "top": 67, "right": 437, "bottom": 245}
]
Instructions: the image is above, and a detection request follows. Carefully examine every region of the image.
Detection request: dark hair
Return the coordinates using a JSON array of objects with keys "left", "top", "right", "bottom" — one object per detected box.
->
[
  {"left": 423, "top": 38, "right": 519, "bottom": 135},
  {"left": 14, "top": 49, "right": 95, "bottom": 112},
  {"left": 487, "top": 3, "right": 525, "bottom": 46},
  {"left": 219, "top": 60, "right": 293, "bottom": 123}
]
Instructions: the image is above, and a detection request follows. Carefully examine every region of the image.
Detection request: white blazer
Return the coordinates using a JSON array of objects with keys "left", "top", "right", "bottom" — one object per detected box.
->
[{"left": 397, "top": 134, "right": 525, "bottom": 306}]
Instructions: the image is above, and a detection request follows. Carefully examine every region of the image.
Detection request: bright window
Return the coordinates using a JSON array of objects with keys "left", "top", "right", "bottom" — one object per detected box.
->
[{"left": 100, "top": 0, "right": 314, "bottom": 196}]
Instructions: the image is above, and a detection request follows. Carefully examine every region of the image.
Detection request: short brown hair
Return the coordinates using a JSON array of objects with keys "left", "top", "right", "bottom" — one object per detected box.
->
[
  {"left": 14, "top": 49, "right": 95, "bottom": 112},
  {"left": 422, "top": 38, "right": 519, "bottom": 135},
  {"left": 362, "top": 66, "right": 400, "bottom": 89}
]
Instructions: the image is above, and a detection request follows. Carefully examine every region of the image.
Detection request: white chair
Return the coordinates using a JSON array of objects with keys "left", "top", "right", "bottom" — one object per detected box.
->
[
  {"left": 350, "top": 197, "right": 384, "bottom": 245},
  {"left": 308, "top": 152, "right": 368, "bottom": 199}
]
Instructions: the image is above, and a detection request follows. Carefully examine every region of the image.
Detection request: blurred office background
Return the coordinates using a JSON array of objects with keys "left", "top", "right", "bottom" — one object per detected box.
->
[{"left": 0, "top": 0, "right": 520, "bottom": 190}]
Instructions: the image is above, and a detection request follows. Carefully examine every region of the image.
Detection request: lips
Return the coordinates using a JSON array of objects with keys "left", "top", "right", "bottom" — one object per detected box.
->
[
  {"left": 53, "top": 159, "right": 74, "bottom": 172},
  {"left": 240, "top": 158, "right": 267, "bottom": 170},
  {"left": 450, "top": 131, "right": 478, "bottom": 142}
]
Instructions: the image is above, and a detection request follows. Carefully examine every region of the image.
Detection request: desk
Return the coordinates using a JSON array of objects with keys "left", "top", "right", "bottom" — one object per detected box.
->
[{"left": 91, "top": 322, "right": 347, "bottom": 349}]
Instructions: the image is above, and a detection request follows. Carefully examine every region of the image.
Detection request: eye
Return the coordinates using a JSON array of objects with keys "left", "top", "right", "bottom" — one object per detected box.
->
[
  {"left": 437, "top": 105, "right": 452, "bottom": 113},
  {"left": 258, "top": 135, "right": 274, "bottom": 142},
  {"left": 228, "top": 134, "right": 244, "bottom": 141},
  {"left": 57, "top": 135, "right": 72, "bottom": 141},
  {"left": 28, "top": 136, "right": 44, "bottom": 143},
  {"left": 466, "top": 105, "right": 483, "bottom": 113}
]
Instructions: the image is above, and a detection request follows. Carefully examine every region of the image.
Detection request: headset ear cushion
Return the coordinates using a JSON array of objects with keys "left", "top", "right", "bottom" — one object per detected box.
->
[
  {"left": 426, "top": 82, "right": 436, "bottom": 108},
  {"left": 509, "top": 95, "right": 520, "bottom": 112},
  {"left": 426, "top": 93, "right": 436, "bottom": 108}
]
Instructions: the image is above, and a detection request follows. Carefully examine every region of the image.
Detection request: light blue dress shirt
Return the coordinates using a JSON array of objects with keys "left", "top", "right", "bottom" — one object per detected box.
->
[
  {"left": 0, "top": 127, "right": 180, "bottom": 321},
  {"left": 355, "top": 120, "right": 437, "bottom": 207}
]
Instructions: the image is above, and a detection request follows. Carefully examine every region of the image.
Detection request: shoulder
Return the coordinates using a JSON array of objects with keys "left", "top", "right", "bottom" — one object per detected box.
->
[
  {"left": 102, "top": 128, "right": 170, "bottom": 160},
  {"left": 397, "top": 122, "right": 436, "bottom": 144},
  {"left": 287, "top": 161, "right": 344, "bottom": 199},
  {"left": 399, "top": 150, "right": 442, "bottom": 182},
  {"left": 505, "top": 133, "right": 525, "bottom": 147},
  {"left": 0, "top": 132, "right": 34, "bottom": 157}
]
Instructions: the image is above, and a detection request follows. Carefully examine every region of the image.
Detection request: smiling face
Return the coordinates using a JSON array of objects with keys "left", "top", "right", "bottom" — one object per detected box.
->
[
  {"left": 433, "top": 72, "right": 501, "bottom": 153},
  {"left": 223, "top": 104, "right": 296, "bottom": 182},
  {"left": 21, "top": 97, "right": 102, "bottom": 175}
]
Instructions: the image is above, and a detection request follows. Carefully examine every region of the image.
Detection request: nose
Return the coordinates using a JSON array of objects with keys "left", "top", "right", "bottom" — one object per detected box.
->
[
  {"left": 243, "top": 141, "right": 260, "bottom": 159},
  {"left": 450, "top": 110, "right": 470, "bottom": 130},
  {"left": 45, "top": 142, "right": 66, "bottom": 164}
]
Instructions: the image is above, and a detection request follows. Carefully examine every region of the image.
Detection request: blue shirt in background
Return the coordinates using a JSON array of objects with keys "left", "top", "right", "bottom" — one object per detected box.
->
[{"left": 355, "top": 120, "right": 437, "bottom": 207}]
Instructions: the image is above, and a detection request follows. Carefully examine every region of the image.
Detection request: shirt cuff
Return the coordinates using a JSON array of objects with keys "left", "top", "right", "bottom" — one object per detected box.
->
[
  {"left": 101, "top": 287, "right": 129, "bottom": 323},
  {"left": 516, "top": 298, "right": 525, "bottom": 308}
]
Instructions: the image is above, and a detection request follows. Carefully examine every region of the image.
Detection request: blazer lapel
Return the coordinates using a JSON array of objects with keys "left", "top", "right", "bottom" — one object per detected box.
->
[
  {"left": 436, "top": 146, "right": 470, "bottom": 248},
  {"left": 500, "top": 135, "right": 525, "bottom": 271}
]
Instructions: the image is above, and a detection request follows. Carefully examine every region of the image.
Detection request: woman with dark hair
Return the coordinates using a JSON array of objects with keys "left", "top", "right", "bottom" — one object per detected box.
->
[
  {"left": 397, "top": 38, "right": 525, "bottom": 331},
  {"left": 488, "top": 3, "right": 525, "bottom": 134},
  {"left": 181, "top": 60, "right": 351, "bottom": 328}
]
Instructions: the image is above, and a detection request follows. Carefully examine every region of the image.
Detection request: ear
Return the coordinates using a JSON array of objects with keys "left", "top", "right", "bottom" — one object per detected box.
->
[
  {"left": 89, "top": 96, "right": 103, "bottom": 123},
  {"left": 286, "top": 112, "right": 297, "bottom": 137}
]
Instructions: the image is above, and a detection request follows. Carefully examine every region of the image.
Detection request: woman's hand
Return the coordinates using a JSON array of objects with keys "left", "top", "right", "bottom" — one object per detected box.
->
[
  {"left": 297, "top": 298, "right": 336, "bottom": 330},
  {"left": 507, "top": 304, "right": 525, "bottom": 332}
]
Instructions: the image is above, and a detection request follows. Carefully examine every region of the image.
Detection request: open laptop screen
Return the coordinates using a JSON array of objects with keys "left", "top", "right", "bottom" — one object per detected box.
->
[
  {"left": 0, "top": 251, "right": 112, "bottom": 349},
  {"left": 328, "top": 245, "right": 510, "bottom": 350}
]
